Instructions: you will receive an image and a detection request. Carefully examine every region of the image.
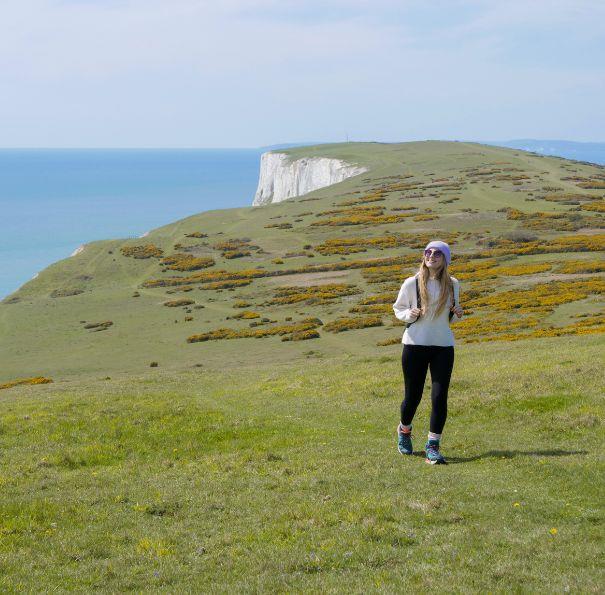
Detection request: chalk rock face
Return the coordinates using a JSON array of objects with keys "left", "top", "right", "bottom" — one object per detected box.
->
[{"left": 252, "top": 152, "right": 368, "bottom": 206}]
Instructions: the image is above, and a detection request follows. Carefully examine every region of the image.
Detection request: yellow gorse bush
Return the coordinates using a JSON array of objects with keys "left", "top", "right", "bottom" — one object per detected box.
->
[
  {"left": 580, "top": 201, "right": 605, "bottom": 213},
  {"left": 314, "top": 232, "right": 460, "bottom": 255},
  {"left": 323, "top": 316, "right": 383, "bottom": 333},
  {"left": 266, "top": 284, "right": 360, "bottom": 306},
  {"left": 160, "top": 253, "right": 215, "bottom": 271},
  {"left": 465, "top": 277, "right": 605, "bottom": 313},
  {"left": 187, "top": 318, "right": 323, "bottom": 343},
  {"left": 142, "top": 255, "right": 416, "bottom": 288},
  {"left": 163, "top": 298, "right": 195, "bottom": 307},
  {"left": 121, "top": 244, "right": 164, "bottom": 259},
  {"left": 556, "top": 260, "right": 605, "bottom": 274},
  {"left": 0, "top": 377, "right": 53, "bottom": 390}
]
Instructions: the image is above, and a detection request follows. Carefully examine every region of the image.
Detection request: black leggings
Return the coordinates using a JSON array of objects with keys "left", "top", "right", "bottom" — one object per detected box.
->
[{"left": 400, "top": 344, "right": 454, "bottom": 434}]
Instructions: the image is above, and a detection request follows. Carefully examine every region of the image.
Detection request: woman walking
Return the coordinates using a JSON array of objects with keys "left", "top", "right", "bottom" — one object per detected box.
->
[{"left": 392, "top": 241, "right": 464, "bottom": 464}]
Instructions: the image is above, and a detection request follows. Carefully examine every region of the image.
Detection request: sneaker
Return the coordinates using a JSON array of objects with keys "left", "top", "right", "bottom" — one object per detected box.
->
[
  {"left": 397, "top": 425, "right": 413, "bottom": 455},
  {"left": 425, "top": 440, "right": 447, "bottom": 465}
]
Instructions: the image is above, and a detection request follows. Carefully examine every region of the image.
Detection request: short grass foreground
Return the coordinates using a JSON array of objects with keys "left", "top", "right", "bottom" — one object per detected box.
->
[{"left": 0, "top": 334, "right": 603, "bottom": 592}]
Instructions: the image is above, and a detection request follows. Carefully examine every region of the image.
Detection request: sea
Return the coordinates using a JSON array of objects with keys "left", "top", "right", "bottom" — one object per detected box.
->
[
  {"left": 2, "top": 142, "right": 604, "bottom": 300},
  {"left": 0, "top": 149, "right": 264, "bottom": 299}
]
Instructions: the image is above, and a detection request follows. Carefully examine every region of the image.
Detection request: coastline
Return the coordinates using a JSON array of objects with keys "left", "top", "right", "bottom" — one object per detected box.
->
[{"left": 0, "top": 148, "right": 263, "bottom": 300}]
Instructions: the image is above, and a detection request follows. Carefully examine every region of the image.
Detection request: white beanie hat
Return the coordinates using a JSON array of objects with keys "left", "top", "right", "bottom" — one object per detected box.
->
[{"left": 424, "top": 240, "right": 451, "bottom": 266}]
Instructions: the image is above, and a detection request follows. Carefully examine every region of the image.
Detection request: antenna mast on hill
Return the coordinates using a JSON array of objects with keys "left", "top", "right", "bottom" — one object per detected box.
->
[{"left": 346, "top": 131, "right": 349, "bottom": 142}]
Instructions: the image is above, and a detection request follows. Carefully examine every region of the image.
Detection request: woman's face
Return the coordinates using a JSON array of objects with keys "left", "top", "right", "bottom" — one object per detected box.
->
[{"left": 424, "top": 248, "right": 444, "bottom": 272}]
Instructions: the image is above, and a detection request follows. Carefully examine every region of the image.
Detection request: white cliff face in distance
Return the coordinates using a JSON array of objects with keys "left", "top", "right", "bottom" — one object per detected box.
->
[{"left": 252, "top": 152, "right": 368, "bottom": 206}]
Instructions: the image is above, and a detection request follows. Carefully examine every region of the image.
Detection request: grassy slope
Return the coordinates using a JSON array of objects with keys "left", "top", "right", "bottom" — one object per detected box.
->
[
  {"left": 0, "top": 141, "right": 603, "bottom": 590},
  {"left": 1, "top": 140, "right": 603, "bottom": 382},
  {"left": 0, "top": 334, "right": 602, "bottom": 591}
]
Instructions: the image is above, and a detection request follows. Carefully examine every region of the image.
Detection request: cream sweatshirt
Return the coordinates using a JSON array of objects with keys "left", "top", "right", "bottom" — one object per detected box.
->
[{"left": 392, "top": 274, "right": 463, "bottom": 346}]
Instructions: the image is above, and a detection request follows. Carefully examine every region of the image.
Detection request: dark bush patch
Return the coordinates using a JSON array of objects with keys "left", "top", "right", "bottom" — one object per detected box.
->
[
  {"left": 83, "top": 321, "right": 113, "bottom": 331},
  {"left": 51, "top": 289, "right": 84, "bottom": 298}
]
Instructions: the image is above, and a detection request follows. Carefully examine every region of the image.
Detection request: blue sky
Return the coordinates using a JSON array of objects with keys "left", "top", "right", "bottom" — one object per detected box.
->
[{"left": 1, "top": 0, "right": 603, "bottom": 147}]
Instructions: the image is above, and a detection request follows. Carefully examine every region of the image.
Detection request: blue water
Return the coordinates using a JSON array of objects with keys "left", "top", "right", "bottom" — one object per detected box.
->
[
  {"left": 0, "top": 149, "right": 264, "bottom": 299},
  {"left": 3, "top": 142, "right": 604, "bottom": 300},
  {"left": 486, "top": 140, "right": 605, "bottom": 165}
]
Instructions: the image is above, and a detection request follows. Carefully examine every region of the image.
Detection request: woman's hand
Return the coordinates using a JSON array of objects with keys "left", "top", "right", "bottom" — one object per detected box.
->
[
  {"left": 409, "top": 307, "right": 421, "bottom": 319},
  {"left": 450, "top": 305, "right": 463, "bottom": 317}
]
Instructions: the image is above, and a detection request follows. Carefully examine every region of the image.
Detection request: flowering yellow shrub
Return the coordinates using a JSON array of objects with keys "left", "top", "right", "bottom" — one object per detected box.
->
[
  {"left": 213, "top": 239, "right": 260, "bottom": 258},
  {"left": 465, "top": 315, "right": 605, "bottom": 343},
  {"left": 265, "top": 223, "right": 293, "bottom": 229},
  {"left": 323, "top": 316, "right": 383, "bottom": 333},
  {"left": 495, "top": 174, "right": 531, "bottom": 182},
  {"left": 349, "top": 304, "right": 392, "bottom": 314},
  {"left": 492, "top": 263, "right": 553, "bottom": 276},
  {"left": 267, "top": 284, "right": 360, "bottom": 306},
  {"left": 503, "top": 207, "right": 601, "bottom": 231},
  {"left": 142, "top": 255, "right": 416, "bottom": 288},
  {"left": 310, "top": 204, "right": 427, "bottom": 227},
  {"left": 231, "top": 311, "right": 260, "bottom": 319},
  {"left": 338, "top": 192, "right": 386, "bottom": 206},
  {"left": 556, "top": 260, "right": 605, "bottom": 274},
  {"left": 448, "top": 259, "right": 499, "bottom": 279},
  {"left": 465, "top": 278, "right": 605, "bottom": 313},
  {"left": 199, "top": 279, "right": 252, "bottom": 290},
  {"left": 314, "top": 233, "right": 459, "bottom": 255},
  {"left": 358, "top": 292, "right": 395, "bottom": 305},
  {"left": 580, "top": 201, "right": 605, "bottom": 212},
  {"left": 0, "top": 377, "right": 53, "bottom": 390},
  {"left": 163, "top": 299, "right": 195, "bottom": 307},
  {"left": 412, "top": 214, "right": 440, "bottom": 221},
  {"left": 465, "top": 168, "right": 502, "bottom": 177},
  {"left": 187, "top": 318, "right": 322, "bottom": 343},
  {"left": 223, "top": 250, "right": 251, "bottom": 259},
  {"left": 121, "top": 245, "right": 164, "bottom": 259},
  {"left": 361, "top": 253, "right": 429, "bottom": 284},
  {"left": 453, "top": 315, "right": 541, "bottom": 338},
  {"left": 160, "top": 254, "right": 215, "bottom": 271},
  {"left": 281, "top": 330, "right": 320, "bottom": 341},
  {"left": 233, "top": 300, "right": 252, "bottom": 308},
  {"left": 472, "top": 234, "right": 605, "bottom": 258},
  {"left": 576, "top": 179, "right": 605, "bottom": 189},
  {"left": 542, "top": 193, "right": 596, "bottom": 204}
]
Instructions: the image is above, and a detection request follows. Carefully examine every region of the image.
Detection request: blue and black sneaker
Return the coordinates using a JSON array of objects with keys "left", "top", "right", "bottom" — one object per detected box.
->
[
  {"left": 397, "top": 425, "right": 413, "bottom": 455},
  {"left": 425, "top": 439, "right": 447, "bottom": 465}
]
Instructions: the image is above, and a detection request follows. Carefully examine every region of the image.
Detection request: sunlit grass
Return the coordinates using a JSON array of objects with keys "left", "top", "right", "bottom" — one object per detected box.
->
[{"left": 0, "top": 334, "right": 602, "bottom": 591}]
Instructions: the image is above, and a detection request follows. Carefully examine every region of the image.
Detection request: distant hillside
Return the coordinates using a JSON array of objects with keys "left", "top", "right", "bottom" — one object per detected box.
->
[
  {"left": 486, "top": 139, "right": 605, "bottom": 166},
  {"left": 1, "top": 140, "right": 603, "bottom": 382}
]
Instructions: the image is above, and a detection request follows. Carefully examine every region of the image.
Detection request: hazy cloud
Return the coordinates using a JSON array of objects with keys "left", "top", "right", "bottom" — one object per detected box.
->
[{"left": 0, "top": 0, "right": 603, "bottom": 145}]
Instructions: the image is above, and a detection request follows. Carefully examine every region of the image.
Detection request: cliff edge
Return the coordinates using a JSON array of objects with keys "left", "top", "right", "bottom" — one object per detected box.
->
[{"left": 252, "top": 151, "right": 368, "bottom": 206}]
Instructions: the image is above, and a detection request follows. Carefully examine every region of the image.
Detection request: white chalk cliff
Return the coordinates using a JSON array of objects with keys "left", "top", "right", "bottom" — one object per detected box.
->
[{"left": 252, "top": 152, "right": 368, "bottom": 206}]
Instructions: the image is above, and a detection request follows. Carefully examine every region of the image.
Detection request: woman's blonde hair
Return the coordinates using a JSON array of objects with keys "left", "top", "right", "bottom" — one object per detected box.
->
[{"left": 415, "top": 256, "right": 454, "bottom": 319}]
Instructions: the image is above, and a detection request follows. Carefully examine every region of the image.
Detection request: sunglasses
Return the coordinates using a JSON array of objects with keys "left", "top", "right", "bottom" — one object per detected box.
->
[{"left": 424, "top": 249, "right": 443, "bottom": 258}]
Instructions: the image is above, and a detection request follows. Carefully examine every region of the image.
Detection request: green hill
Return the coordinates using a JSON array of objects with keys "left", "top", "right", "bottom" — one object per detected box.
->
[
  {"left": 0, "top": 141, "right": 603, "bottom": 591},
  {"left": 1, "top": 140, "right": 604, "bottom": 382},
  {"left": 0, "top": 334, "right": 602, "bottom": 591}
]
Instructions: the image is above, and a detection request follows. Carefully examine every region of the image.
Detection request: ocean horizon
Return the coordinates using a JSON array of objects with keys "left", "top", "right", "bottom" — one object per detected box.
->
[
  {"left": 0, "top": 148, "right": 264, "bottom": 299},
  {"left": 2, "top": 141, "right": 604, "bottom": 300}
]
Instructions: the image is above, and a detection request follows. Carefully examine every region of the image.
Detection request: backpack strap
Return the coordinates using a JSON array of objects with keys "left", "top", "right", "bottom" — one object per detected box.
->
[
  {"left": 448, "top": 280, "right": 456, "bottom": 321},
  {"left": 405, "top": 276, "right": 421, "bottom": 329},
  {"left": 406, "top": 277, "right": 457, "bottom": 327}
]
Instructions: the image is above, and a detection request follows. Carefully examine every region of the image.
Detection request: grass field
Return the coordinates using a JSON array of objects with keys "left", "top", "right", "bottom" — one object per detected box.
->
[
  {"left": 2, "top": 140, "right": 603, "bottom": 382},
  {"left": 1, "top": 333, "right": 603, "bottom": 592},
  {"left": 0, "top": 140, "right": 603, "bottom": 591}
]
